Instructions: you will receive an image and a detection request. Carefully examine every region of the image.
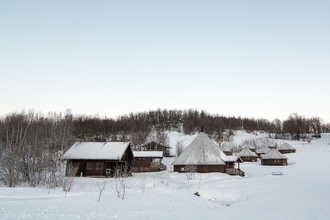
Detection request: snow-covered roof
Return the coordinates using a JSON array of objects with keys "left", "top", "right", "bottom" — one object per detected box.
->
[
  {"left": 278, "top": 143, "right": 296, "bottom": 151},
  {"left": 243, "top": 143, "right": 255, "bottom": 150},
  {"left": 236, "top": 147, "right": 258, "bottom": 157},
  {"left": 256, "top": 146, "right": 271, "bottom": 154},
  {"left": 172, "top": 132, "right": 226, "bottom": 166},
  {"left": 261, "top": 149, "right": 288, "bottom": 160},
  {"left": 133, "top": 151, "right": 163, "bottom": 158},
  {"left": 62, "top": 142, "right": 131, "bottom": 160},
  {"left": 219, "top": 144, "right": 232, "bottom": 152}
]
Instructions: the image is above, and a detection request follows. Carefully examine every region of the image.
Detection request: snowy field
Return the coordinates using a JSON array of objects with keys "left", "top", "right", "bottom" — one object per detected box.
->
[{"left": 1, "top": 133, "right": 330, "bottom": 219}]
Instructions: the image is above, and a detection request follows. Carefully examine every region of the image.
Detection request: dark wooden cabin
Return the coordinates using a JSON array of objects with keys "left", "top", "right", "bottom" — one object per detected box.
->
[
  {"left": 278, "top": 143, "right": 296, "bottom": 154},
  {"left": 261, "top": 148, "right": 288, "bottom": 166},
  {"left": 62, "top": 142, "right": 134, "bottom": 177},
  {"left": 236, "top": 147, "right": 258, "bottom": 162},
  {"left": 142, "top": 141, "right": 172, "bottom": 157},
  {"left": 132, "top": 151, "right": 166, "bottom": 172},
  {"left": 172, "top": 132, "right": 243, "bottom": 175}
]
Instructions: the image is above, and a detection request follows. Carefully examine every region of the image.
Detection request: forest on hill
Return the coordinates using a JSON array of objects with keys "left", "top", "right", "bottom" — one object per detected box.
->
[{"left": 0, "top": 108, "right": 328, "bottom": 187}]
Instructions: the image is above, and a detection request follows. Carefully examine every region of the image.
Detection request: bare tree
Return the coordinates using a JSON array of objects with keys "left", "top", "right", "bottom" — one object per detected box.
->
[
  {"left": 62, "top": 162, "right": 78, "bottom": 193},
  {"left": 176, "top": 141, "right": 184, "bottom": 156},
  {"left": 97, "top": 179, "right": 107, "bottom": 202}
]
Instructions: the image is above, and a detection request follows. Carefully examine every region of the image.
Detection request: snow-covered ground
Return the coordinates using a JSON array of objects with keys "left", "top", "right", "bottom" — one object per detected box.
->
[{"left": 1, "top": 133, "right": 330, "bottom": 219}]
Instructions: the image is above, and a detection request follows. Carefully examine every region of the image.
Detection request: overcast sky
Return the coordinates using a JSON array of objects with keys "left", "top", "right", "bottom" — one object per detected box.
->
[{"left": 1, "top": 1, "right": 329, "bottom": 122}]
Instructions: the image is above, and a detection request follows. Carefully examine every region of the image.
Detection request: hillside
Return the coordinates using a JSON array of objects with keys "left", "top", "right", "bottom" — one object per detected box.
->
[{"left": 1, "top": 132, "right": 330, "bottom": 219}]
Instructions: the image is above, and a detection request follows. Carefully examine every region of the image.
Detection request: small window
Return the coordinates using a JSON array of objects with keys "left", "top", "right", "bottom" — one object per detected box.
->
[
  {"left": 275, "top": 159, "right": 280, "bottom": 162},
  {"left": 96, "top": 162, "right": 103, "bottom": 170},
  {"left": 86, "top": 163, "right": 94, "bottom": 170}
]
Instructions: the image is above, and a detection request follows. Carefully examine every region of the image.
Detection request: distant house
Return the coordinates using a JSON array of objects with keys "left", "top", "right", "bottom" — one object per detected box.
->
[
  {"left": 236, "top": 147, "right": 258, "bottom": 162},
  {"left": 132, "top": 151, "right": 166, "bottom": 172},
  {"left": 261, "top": 149, "right": 288, "bottom": 166},
  {"left": 242, "top": 143, "right": 256, "bottom": 152},
  {"left": 256, "top": 145, "right": 271, "bottom": 158},
  {"left": 142, "top": 141, "right": 172, "bottom": 157},
  {"left": 278, "top": 143, "right": 296, "bottom": 154},
  {"left": 219, "top": 144, "right": 232, "bottom": 156},
  {"left": 172, "top": 132, "right": 244, "bottom": 176},
  {"left": 62, "top": 142, "right": 134, "bottom": 177}
]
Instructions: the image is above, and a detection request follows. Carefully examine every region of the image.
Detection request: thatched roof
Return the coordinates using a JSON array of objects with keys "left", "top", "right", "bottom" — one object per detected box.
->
[
  {"left": 172, "top": 132, "right": 226, "bottom": 166},
  {"left": 219, "top": 144, "right": 231, "bottom": 153},
  {"left": 261, "top": 148, "right": 288, "bottom": 160}
]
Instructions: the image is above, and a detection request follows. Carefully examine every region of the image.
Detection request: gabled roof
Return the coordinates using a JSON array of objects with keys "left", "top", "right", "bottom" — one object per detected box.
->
[
  {"left": 172, "top": 132, "right": 226, "bottom": 165},
  {"left": 133, "top": 151, "right": 163, "bottom": 158},
  {"left": 62, "top": 142, "right": 131, "bottom": 160},
  {"left": 261, "top": 148, "right": 288, "bottom": 160},
  {"left": 236, "top": 147, "right": 258, "bottom": 157},
  {"left": 278, "top": 143, "right": 296, "bottom": 151},
  {"left": 256, "top": 146, "right": 271, "bottom": 154}
]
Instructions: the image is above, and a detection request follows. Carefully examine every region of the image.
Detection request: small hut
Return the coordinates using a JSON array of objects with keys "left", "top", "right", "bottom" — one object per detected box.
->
[
  {"left": 172, "top": 130, "right": 244, "bottom": 176},
  {"left": 219, "top": 144, "right": 232, "bottom": 156},
  {"left": 242, "top": 143, "right": 256, "bottom": 152},
  {"left": 278, "top": 143, "right": 296, "bottom": 154},
  {"left": 261, "top": 149, "right": 288, "bottom": 166},
  {"left": 236, "top": 147, "right": 258, "bottom": 162},
  {"left": 172, "top": 132, "right": 227, "bottom": 173},
  {"left": 132, "top": 151, "right": 166, "bottom": 172},
  {"left": 256, "top": 145, "right": 271, "bottom": 158}
]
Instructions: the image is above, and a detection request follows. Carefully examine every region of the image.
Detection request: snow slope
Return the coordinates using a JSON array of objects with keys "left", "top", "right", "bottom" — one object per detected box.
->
[{"left": 1, "top": 133, "right": 330, "bottom": 219}]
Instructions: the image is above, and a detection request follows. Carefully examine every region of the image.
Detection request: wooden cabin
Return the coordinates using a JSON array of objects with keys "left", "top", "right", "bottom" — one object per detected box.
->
[
  {"left": 62, "top": 142, "right": 134, "bottom": 177},
  {"left": 142, "top": 141, "right": 172, "bottom": 157},
  {"left": 261, "top": 148, "right": 288, "bottom": 166},
  {"left": 278, "top": 143, "right": 296, "bottom": 154},
  {"left": 236, "top": 147, "right": 258, "bottom": 162},
  {"left": 219, "top": 144, "right": 232, "bottom": 156},
  {"left": 256, "top": 145, "right": 271, "bottom": 158},
  {"left": 242, "top": 143, "right": 256, "bottom": 152},
  {"left": 132, "top": 151, "right": 166, "bottom": 172},
  {"left": 172, "top": 132, "right": 243, "bottom": 176}
]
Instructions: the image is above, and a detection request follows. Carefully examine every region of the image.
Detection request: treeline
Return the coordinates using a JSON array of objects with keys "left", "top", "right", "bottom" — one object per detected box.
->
[{"left": 0, "top": 108, "right": 329, "bottom": 187}]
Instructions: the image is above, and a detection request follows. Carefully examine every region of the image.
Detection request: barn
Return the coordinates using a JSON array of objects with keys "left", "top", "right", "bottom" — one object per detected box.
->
[
  {"left": 132, "top": 151, "right": 166, "bottom": 172},
  {"left": 62, "top": 142, "right": 134, "bottom": 177},
  {"left": 278, "top": 143, "right": 296, "bottom": 154},
  {"left": 261, "top": 148, "right": 288, "bottom": 166}
]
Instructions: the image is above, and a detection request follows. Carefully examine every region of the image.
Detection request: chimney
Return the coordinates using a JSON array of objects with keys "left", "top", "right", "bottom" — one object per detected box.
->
[{"left": 200, "top": 127, "right": 204, "bottom": 132}]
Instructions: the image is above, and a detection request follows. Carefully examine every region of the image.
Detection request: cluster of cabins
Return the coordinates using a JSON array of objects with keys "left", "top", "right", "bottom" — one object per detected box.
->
[{"left": 62, "top": 131, "right": 296, "bottom": 178}]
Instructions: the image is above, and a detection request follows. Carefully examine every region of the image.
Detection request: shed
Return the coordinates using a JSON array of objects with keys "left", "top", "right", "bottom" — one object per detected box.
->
[
  {"left": 236, "top": 147, "right": 258, "bottom": 162},
  {"left": 62, "top": 142, "right": 134, "bottom": 177},
  {"left": 132, "top": 151, "right": 166, "bottom": 172},
  {"left": 261, "top": 148, "right": 288, "bottom": 166},
  {"left": 278, "top": 143, "right": 296, "bottom": 154}
]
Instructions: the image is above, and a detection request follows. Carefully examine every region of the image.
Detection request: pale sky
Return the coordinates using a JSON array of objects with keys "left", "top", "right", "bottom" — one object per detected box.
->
[{"left": 1, "top": 1, "right": 329, "bottom": 122}]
